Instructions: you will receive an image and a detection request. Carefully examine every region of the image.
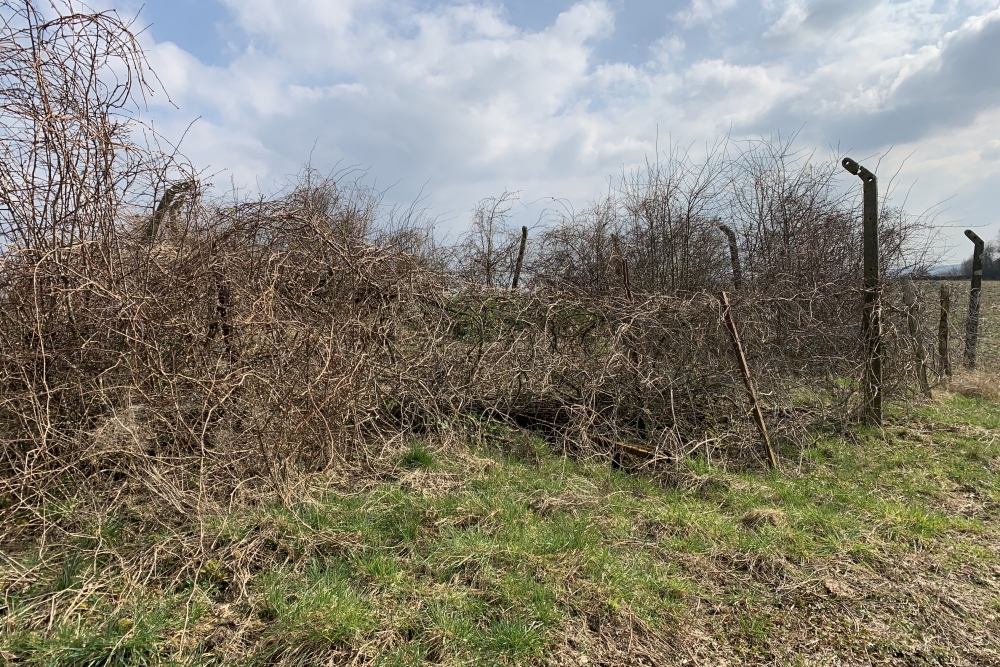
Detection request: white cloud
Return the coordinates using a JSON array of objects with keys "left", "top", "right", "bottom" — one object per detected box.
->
[
  {"left": 763, "top": 0, "right": 883, "bottom": 48},
  {"left": 982, "top": 139, "right": 1000, "bottom": 161},
  {"left": 139, "top": 2, "right": 625, "bottom": 195},
  {"left": 648, "top": 34, "right": 685, "bottom": 66},
  {"left": 109, "top": 0, "right": 1000, "bottom": 258},
  {"left": 676, "top": 0, "right": 740, "bottom": 27}
]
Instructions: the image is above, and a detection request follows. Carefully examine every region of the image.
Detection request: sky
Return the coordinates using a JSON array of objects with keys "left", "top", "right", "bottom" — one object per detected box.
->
[{"left": 99, "top": 0, "right": 1000, "bottom": 261}]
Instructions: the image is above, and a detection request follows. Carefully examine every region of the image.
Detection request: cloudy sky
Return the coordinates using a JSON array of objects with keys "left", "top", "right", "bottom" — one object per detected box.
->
[{"left": 103, "top": 0, "right": 1000, "bottom": 260}]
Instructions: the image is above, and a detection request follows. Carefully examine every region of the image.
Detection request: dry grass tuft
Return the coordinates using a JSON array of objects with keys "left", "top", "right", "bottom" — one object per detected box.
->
[
  {"left": 822, "top": 577, "right": 859, "bottom": 600},
  {"left": 947, "top": 371, "right": 1000, "bottom": 401},
  {"left": 529, "top": 491, "right": 596, "bottom": 517},
  {"left": 739, "top": 508, "right": 787, "bottom": 530},
  {"left": 398, "top": 469, "right": 464, "bottom": 497}
]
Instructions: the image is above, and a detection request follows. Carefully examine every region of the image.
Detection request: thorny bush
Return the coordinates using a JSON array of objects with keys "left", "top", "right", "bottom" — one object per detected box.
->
[{"left": 0, "top": 2, "right": 931, "bottom": 532}]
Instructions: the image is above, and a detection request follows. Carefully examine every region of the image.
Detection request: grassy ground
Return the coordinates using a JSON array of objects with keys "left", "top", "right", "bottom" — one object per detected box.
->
[{"left": 2, "top": 388, "right": 999, "bottom": 666}]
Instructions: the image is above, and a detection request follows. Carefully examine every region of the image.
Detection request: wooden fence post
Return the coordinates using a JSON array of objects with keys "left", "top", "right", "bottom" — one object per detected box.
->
[
  {"left": 611, "top": 234, "right": 634, "bottom": 302},
  {"left": 511, "top": 226, "right": 528, "bottom": 289},
  {"left": 939, "top": 284, "right": 951, "bottom": 378},
  {"left": 842, "top": 158, "right": 882, "bottom": 425},
  {"left": 620, "top": 256, "right": 633, "bottom": 303},
  {"left": 964, "top": 229, "right": 984, "bottom": 369},
  {"left": 719, "top": 291, "right": 778, "bottom": 469},
  {"left": 903, "top": 278, "right": 931, "bottom": 397}
]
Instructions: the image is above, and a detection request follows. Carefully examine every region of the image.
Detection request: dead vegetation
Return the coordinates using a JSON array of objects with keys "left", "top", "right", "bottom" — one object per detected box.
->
[
  {"left": 945, "top": 372, "right": 1000, "bottom": 401},
  {"left": 1, "top": 2, "right": 986, "bottom": 665}
]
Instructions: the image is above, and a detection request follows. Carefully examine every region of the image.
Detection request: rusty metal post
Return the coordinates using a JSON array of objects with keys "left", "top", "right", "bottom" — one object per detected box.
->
[
  {"left": 511, "top": 226, "right": 528, "bottom": 289},
  {"left": 939, "top": 284, "right": 951, "bottom": 378},
  {"left": 964, "top": 230, "right": 984, "bottom": 369},
  {"left": 842, "top": 157, "right": 882, "bottom": 425},
  {"left": 719, "top": 291, "right": 778, "bottom": 469},
  {"left": 718, "top": 223, "right": 743, "bottom": 290},
  {"left": 619, "top": 256, "right": 636, "bottom": 363},
  {"left": 610, "top": 234, "right": 638, "bottom": 368}
]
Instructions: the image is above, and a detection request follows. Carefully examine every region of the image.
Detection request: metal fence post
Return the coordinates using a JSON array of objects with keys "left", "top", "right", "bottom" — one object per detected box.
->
[
  {"left": 842, "top": 158, "right": 882, "bottom": 425},
  {"left": 719, "top": 291, "right": 778, "bottom": 469},
  {"left": 718, "top": 223, "right": 743, "bottom": 290},
  {"left": 963, "top": 230, "right": 984, "bottom": 370},
  {"left": 903, "top": 277, "right": 931, "bottom": 397}
]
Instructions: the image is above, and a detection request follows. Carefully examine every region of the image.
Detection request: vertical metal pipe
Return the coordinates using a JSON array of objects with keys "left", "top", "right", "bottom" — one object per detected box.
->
[
  {"left": 842, "top": 158, "right": 882, "bottom": 425},
  {"left": 964, "top": 230, "right": 984, "bottom": 369},
  {"left": 862, "top": 173, "right": 882, "bottom": 424},
  {"left": 611, "top": 234, "right": 633, "bottom": 302},
  {"left": 620, "top": 256, "right": 634, "bottom": 302},
  {"left": 903, "top": 277, "right": 930, "bottom": 397}
]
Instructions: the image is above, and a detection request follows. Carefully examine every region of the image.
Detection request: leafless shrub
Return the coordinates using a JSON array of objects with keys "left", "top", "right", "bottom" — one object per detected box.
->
[
  {"left": 618, "top": 139, "right": 729, "bottom": 293},
  {"left": 531, "top": 196, "right": 619, "bottom": 293},
  {"left": 452, "top": 191, "right": 523, "bottom": 288},
  {"left": 0, "top": 1, "right": 931, "bottom": 563},
  {"left": 725, "top": 135, "right": 859, "bottom": 290}
]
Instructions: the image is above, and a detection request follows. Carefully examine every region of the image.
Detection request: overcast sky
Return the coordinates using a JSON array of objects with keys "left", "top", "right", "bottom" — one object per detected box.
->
[{"left": 104, "top": 0, "right": 1000, "bottom": 261}]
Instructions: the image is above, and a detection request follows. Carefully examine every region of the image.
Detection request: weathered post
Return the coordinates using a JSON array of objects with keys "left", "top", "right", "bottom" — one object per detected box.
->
[
  {"left": 718, "top": 223, "right": 743, "bottom": 290},
  {"left": 611, "top": 234, "right": 634, "bottom": 302},
  {"left": 963, "top": 229, "right": 984, "bottom": 369},
  {"left": 939, "top": 284, "right": 951, "bottom": 378},
  {"left": 511, "top": 226, "right": 528, "bottom": 289},
  {"left": 842, "top": 157, "right": 882, "bottom": 425},
  {"left": 206, "top": 277, "right": 234, "bottom": 361},
  {"left": 620, "top": 255, "right": 634, "bottom": 302},
  {"left": 902, "top": 278, "right": 931, "bottom": 397},
  {"left": 719, "top": 291, "right": 778, "bottom": 469},
  {"left": 146, "top": 180, "right": 195, "bottom": 242}
]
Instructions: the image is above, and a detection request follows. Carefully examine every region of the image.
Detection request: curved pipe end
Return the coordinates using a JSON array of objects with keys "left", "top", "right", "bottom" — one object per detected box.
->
[
  {"left": 965, "top": 229, "right": 984, "bottom": 246},
  {"left": 842, "top": 157, "right": 876, "bottom": 183}
]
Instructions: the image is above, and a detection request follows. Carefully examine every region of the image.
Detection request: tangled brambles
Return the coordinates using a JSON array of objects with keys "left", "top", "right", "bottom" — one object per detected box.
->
[
  {"left": 2, "top": 2, "right": 988, "bottom": 665},
  {"left": 0, "top": 0, "right": 936, "bottom": 538}
]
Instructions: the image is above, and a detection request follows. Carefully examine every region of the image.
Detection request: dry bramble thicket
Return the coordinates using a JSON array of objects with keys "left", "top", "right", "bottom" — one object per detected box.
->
[{"left": 0, "top": 0, "right": 945, "bottom": 634}]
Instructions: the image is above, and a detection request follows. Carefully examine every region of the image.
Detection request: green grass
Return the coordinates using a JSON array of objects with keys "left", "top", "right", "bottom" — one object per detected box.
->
[
  {"left": 2, "top": 395, "right": 999, "bottom": 664},
  {"left": 400, "top": 443, "right": 435, "bottom": 469},
  {"left": 5, "top": 600, "right": 180, "bottom": 667}
]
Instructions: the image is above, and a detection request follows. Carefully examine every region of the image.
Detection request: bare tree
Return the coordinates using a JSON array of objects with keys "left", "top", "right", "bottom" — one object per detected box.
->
[
  {"left": 618, "top": 139, "right": 728, "bottom": 292},
  {"left": 532, "top": 196, "right": 618, "bottom": 292},
  {"left": 725, "top": 135, "right": 859, "bottom": 289},
  {"left": 454, "top": 191, "right": 522, "bottom": 288}
]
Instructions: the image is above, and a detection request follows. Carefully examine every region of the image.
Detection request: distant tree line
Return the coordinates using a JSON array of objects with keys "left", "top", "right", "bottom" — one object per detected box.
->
[{"left": 955, "top": 234, "right": 1000, "bottom": 279}]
